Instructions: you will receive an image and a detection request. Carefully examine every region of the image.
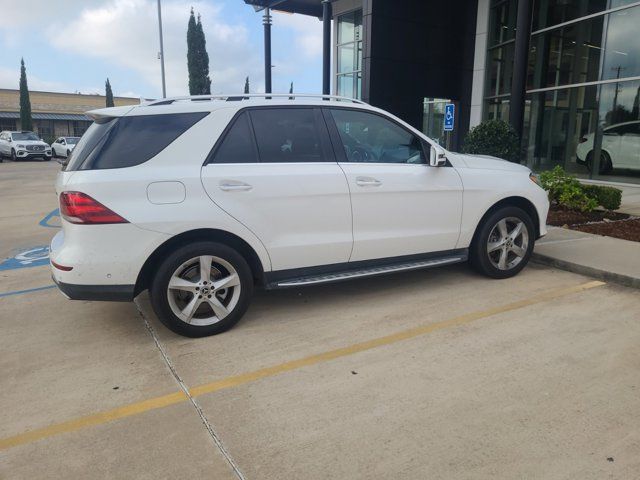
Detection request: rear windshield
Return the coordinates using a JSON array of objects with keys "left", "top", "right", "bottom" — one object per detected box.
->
[{"left": 65, "top": 112, "right": 208, "bottom": 171}]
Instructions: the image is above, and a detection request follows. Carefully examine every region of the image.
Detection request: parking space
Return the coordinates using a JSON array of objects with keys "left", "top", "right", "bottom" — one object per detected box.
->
[{"left": 1, "top": 161, "right": 639, "bottom": 479}]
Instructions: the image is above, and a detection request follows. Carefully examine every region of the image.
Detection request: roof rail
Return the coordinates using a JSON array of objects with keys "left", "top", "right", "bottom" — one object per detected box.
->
[{"left": 143, "top": 93, "right": 367, "bottom": 106}]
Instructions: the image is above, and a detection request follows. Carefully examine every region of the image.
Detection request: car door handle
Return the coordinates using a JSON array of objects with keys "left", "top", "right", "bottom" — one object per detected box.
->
[
  {"left": 219, "top": 181, "right": 253, "bottom": 191},
  {"left": 355, "top": 177, "right": 382, "bottom": 187}
]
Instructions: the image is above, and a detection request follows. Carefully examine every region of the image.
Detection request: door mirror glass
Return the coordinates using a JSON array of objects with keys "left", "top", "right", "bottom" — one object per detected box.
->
[{"left": 429, "top": 145, "right": 447, "bottom": 167}]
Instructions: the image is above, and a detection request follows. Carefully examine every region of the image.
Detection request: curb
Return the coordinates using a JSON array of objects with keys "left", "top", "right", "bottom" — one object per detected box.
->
[{"left": 532, "top": 252, "right": 640, "bottom": 289}]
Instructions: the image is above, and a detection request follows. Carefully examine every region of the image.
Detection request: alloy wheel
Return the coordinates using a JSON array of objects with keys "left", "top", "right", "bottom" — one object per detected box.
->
[
  {"left": 166, "top": 255, "right": 241, "bottom": 326},
  {"left": 486, "top": 217, "right": 529, "bottom": 271}
]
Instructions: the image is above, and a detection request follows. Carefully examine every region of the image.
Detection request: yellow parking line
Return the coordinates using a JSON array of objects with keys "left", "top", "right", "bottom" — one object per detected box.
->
[{"left": 0, "top": 280, "right": 605, "bottom": 451}]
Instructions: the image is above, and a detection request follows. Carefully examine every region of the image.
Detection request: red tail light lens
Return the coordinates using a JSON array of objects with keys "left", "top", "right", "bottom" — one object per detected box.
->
[
  {"left": 579, "top": 137, "right": 588, "bottom": 143},
  {"left": 59, "top": 192, "right": 129, "bottom": 224}
]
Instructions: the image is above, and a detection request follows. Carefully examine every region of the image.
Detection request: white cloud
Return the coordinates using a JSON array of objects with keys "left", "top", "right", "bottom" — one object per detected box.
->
[
  {"left": 49, "top": 0, "right": 264, "bottom": 97},
  {"left": 273, "top": 10, "right": 323, "bottom": 59},
  {"left": 0, "top": 67, "right": 70, "bottom": 93},
  {"left": 0, "top": 0, "right": 322, "bottom": 97}
]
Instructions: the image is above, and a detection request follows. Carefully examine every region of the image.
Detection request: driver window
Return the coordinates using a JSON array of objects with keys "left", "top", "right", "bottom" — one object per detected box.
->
[{"left": 330, "top": 109, "right": 425, "bottom": 164}]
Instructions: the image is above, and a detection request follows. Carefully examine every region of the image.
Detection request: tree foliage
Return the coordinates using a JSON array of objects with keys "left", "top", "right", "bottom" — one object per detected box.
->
[
  {"left": 105, "top": 78, "right": 114, "bottom": 107},
  {"left": 19, "top": 58, "right": 33, "bottom": 131},
  {"left": 187, "top": 9, "right": 211, "bottom": 95},
  {"left": 244, "top": 76, "right": 249, "bottom": 94}
]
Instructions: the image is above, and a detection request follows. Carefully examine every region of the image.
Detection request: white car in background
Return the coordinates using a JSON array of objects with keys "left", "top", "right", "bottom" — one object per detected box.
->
[
  {"left": 50, "top": 94, "right": 549, "bottom": 338},
  {"left": 51, "top": 136, "right": 80, "bottom": 159},
  {"left": 0, "top": 131, "right": 52, "bottom": 161},
  {"left": 576, "top": 120, "right": 640, "bottom": 173}
]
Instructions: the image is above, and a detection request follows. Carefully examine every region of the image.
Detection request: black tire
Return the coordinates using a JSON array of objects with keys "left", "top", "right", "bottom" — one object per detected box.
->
[
  {"left": 10, "top": 149, "right": 16, "bottom": 162},
  {"left": 150, "top": 241, "right": 254, "bottom": 337},
  {"left": 587, "top": 150, "right": 613, "bottom": 174},
  {"left": 66, "top": 150, "right": 71, "bottom": 158},
  {"left": 469, "top": 206, "right": 535, "bottom": 279}
]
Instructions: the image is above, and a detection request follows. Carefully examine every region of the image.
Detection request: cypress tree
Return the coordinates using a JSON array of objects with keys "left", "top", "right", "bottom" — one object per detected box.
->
[
  {"left": 244, "top": 76, "right": 250, "bottom": 94},
  {"left": 187, "top": 9, "right": 212, "bottom": 95},
  {"left": 195, "top": 13, "right": 211, "bottom": 94},
  {"left": 289, "top": 82, "right": 294, "bottom": 94},
  {"left": 105, "top": 78, "right": 114, "bottom": 107},
  {"left": 187, "top": 8, "right": 198, "bottom": 94},
  {"left": 19, "top": 58, "right": 33, "bottom": 131}
]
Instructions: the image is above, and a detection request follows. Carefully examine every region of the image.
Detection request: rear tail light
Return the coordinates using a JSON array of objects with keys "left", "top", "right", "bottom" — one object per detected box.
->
[
  {"left": 59, "top": 192, "right": 129, "bottom": 224},
  {"left": 579, "top": 137, "right": 588, "bottom": 143}
]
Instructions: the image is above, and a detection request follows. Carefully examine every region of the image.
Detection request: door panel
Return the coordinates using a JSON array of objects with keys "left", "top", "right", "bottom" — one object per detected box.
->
[
  {"left": 201, "top": 107, "right": 352, "bottom": 271},
  {"left": 202, "top": 163, "right": 352, "bottom": 270},
  {"left": 326, "top": 107, "right": 463, "bottom": 262},
  {"left": 340, "top": 163, "right": 463, "bottom": 261}
]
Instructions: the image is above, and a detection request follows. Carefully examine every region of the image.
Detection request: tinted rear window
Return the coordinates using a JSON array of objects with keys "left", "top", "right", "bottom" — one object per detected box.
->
[
  {"left": 70, "top": 112, "right": 208, "bottom": 170},
  {"left": 249, "top": 108, "right": 326, "bottom": 163},
  {"left": 64, "top": 119, "right": 116, "bottom": 171},
  {"left": 209, "top": 112, "right": 258, "bottom": 164}
]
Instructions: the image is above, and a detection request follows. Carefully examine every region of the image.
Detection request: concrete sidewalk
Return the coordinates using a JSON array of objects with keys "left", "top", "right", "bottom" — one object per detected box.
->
[{"left": 533, "top": 226, "right": 640, "bottom": 289}]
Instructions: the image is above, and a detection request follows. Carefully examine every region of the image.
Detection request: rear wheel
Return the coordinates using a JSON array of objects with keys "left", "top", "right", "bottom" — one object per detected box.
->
[
  {"left": 587, "top": 150, "right": 612, "bottom": 174},
  {"left": 150, "top": 241, "right": 253, "bottom": 337},
  {"left": 470, "top": 206, "right": 535, "bottom": 279}
]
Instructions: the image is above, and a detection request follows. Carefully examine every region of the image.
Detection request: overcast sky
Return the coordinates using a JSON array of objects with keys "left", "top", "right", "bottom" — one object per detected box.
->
[{"left": 0, "top": 0, "right": 323, "bottom": 99}]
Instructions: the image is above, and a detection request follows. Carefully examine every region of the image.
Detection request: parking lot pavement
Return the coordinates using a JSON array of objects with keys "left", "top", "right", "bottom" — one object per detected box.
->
[{"left": 2, "top": 161, "right": 640, "bottom": 479}]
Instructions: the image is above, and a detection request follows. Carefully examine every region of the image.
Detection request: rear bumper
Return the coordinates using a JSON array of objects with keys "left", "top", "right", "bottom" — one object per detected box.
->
[{"left": 52, "top": 275, "right": 135, "bottom": 302}]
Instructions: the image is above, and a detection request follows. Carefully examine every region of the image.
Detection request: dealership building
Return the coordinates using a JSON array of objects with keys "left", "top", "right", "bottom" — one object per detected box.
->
[
  {"left": 0, "top": 89, "right": 139, "bottom": 141},
  {"left": 246, "top": 0, "right": 640, "bottom": 184}
]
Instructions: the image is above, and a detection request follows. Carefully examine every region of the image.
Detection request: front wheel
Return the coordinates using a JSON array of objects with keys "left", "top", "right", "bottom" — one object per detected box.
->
[
  {"left": 150, "top": 241, "right": 253, "bottom": 337},
  {"left": 10, "top": 149, "right": 16, "bottom": 162},
  {"left": 469, "top": 206, "right": 535, "bottom": 279}
]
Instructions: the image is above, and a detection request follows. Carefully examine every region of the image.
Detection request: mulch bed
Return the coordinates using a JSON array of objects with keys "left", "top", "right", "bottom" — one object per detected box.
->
[{"left": 547, "top": 206, "right": 640, "bottom": 242}]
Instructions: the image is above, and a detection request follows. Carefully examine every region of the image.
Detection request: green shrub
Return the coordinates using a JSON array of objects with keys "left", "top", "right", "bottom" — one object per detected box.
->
[
  {"left": 582, "top": 184, "right": 622, "bottom": 211},
  {"left": 539, "top": 166, "right": 622, "bottom": 212},
  {"left": 557, "top": 184, "right": 598, "bottom": 212},
  {"left": 461, "top": 120, "right": 521, "bottom": 163}
]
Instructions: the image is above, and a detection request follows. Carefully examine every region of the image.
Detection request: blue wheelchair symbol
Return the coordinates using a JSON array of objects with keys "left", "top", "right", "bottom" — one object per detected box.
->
[
  {"left": 444, "top": 103, "right": 455, "bottom": 132},
  {"left": 0, "top": 246, "right": 50, "bottom": 271}
]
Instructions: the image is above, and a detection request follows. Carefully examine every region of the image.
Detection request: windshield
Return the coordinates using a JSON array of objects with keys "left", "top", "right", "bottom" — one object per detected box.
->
[
  {"left": 66, "top": 137, "right": 80, "bottom": 144},
  {"left": 12, "top": 132, "right": 39, "bottom": 141}
]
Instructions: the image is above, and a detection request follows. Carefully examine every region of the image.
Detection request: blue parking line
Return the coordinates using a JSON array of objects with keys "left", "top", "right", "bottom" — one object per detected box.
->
[
  {"left": 0, "top": 285, "right": 56, "bottom": 298},
  {"left": 39, "top": 208, "right": 61, "bottom": 228}
]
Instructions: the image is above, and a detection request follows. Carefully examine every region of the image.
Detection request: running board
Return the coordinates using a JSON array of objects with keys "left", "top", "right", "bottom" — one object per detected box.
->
[{"left": 273, "top": 255, "right": 466, "bottom": 288}]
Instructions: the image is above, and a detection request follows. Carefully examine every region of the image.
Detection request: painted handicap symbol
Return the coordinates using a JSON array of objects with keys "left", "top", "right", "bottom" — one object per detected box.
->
[{"left": 0, "top": 246, "right": 50, "bottom": 271}]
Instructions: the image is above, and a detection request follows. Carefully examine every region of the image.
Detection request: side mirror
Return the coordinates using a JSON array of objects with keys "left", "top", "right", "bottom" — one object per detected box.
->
[
  {"left": 7, "top": 138, "right": 11, "bottom": 143},
  {"left": 429, "top": 145, "right": 447, "bottom": 167}
]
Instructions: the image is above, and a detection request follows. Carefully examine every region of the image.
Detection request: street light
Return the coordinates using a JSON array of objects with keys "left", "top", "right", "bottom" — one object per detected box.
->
[{"left": 157, "top": 0, "right": 167, "bottom": 98}]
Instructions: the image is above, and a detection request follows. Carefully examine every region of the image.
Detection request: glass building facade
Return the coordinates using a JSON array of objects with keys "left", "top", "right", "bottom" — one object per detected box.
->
[
  {"left": 484, "top": 0, "right": 640, "bottom": 183},
  {"left": 336, "top": 9, "right": 363, "bottom": 99}
]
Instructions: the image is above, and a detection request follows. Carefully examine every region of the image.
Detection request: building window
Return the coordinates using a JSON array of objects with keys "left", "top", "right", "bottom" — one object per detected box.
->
[
  {"left": 72, "top": 121, "right": 90, "bottom": 136},
  {"left": 524, "top": 3, "right": 640, "bottom": 182},
  {"left": 35, "top": 120, "right": 55, "bottom": 141},
  {"left": 483, "top": 0, "right": 517, "bottom": 123},
  {"left": 336, "top": 9, "right": 362, "bottom": 99},
  {"left": 0, "top": 119, "right": 17, "bottom": 131}
]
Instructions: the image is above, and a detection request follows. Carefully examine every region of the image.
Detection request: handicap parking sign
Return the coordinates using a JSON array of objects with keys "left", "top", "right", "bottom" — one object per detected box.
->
[{"left": 444, "top": 103, "right": 455, "bottom": 132}]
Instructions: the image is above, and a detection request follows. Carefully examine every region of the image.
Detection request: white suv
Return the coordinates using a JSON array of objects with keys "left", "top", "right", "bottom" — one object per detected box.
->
[
  {"left": 50, "top": 94, "right": 549, "bottom": 337},
  {"left": 0, "top": 131, "right": 52, "bottom": 161}
]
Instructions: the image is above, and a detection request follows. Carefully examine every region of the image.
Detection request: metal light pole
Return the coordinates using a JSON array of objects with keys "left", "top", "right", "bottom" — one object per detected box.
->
[
  {"left": 263, "top": 7, "right": 272, "bottom": 94},
  {"left": 157, "top": 0, "right": 167, "bottom": 98}
]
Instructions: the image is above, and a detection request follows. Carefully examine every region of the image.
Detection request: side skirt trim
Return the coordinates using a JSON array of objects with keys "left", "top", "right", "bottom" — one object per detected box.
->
[{"left": 265, "top": 249, "right": 468, "bottom": 289}]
